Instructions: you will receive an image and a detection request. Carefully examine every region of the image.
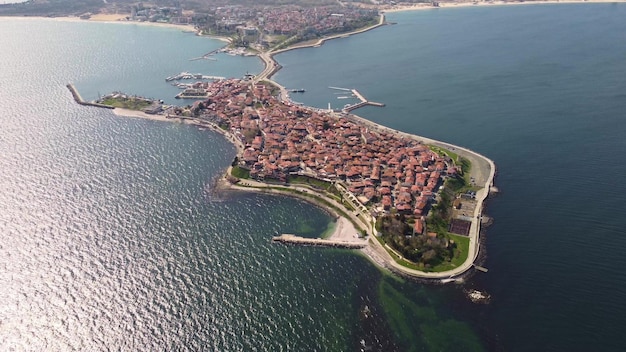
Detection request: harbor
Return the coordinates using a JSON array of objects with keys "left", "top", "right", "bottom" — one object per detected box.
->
[
  {"left": 165, "top": 71, "right": 225, "bottom": 82},
  {"left": 328, "top": 86, "right": 385, "bottom": 112}
]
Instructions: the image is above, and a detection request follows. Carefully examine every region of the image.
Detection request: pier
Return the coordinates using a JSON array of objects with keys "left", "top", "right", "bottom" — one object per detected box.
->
[
  {"left": 189, "top": 48, "right": 220, "bottom": 61},
  {"left": 66, "top": 83, "right": 114, "bottom": 109},
  {"left": 328, "top": 87, "right": 385, "bottom": 112},
  {"left": 272, "top": 234, "right": 366, "bottom": 249}
]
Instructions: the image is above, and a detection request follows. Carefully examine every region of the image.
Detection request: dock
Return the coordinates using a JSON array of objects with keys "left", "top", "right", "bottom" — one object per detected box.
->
[
  {"left": 329, "top": 86, "right": 385, "bottom": 112},
  {"left": 272, "top": 234, "right": 366, "bottom": 249},
  {"left": 189, "top": 48, "right": 220, "bottom": 61}
]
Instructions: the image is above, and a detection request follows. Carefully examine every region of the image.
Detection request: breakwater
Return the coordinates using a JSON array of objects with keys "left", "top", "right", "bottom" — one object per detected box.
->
[
  {"left": 66, "top": 83, "right": 114, "bottom": 109},
  {"left": 272, "top": 234, "right": 366, "bottom": 249}
]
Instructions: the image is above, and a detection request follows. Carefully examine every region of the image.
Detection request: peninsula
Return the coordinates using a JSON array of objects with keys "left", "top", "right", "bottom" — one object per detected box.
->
[
  {"left": 69, "top": 72, "right": 495, "bottom": 282},
  {"left": 62, "top": 4, "right": 497, "bottom": 282},
  {"left": 191, "top": 79, "right": 495, "bottom": 281}
]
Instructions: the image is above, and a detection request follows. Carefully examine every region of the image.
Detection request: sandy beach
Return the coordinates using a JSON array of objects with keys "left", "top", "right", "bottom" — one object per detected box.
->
[
  {"left": 1, "top": 14, "right": 208, "bottom": 35},
  {"left": 62, "top": 14, "right": 236, "bottom": 42},
  {"left": 327, "top": 217, "right": 363, "bottom": 243},
  {"left": 112, "top": 108, "right": 172, "bottom": 122},
  {"left": 63, "top": 13, "right": 196, "bottom": 31}
]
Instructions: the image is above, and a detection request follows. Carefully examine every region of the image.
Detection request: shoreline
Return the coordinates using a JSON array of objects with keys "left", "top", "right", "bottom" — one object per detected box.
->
[
  {"left": 271, "top": 13, "right": 387, "bottom": 56},
  {"left": 221, "top": 171, "right": 372, "bottom": 242},
  {"left": 382, "top": 0, "right": 626, "bottom": 14},
  {"left": 253, "top": 13, "right": 387, "bottom": 84},
  {"left": 1, "top": 15, "right": 232, "bottom": 43},
  {"left": 111, "top": 108, "right": 245, "bottom": 155}
]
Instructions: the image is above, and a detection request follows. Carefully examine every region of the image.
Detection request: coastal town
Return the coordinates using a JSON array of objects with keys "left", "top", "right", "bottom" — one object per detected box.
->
[
  {"left": 51, "top": 0, "right": 497, "bottom": 280},
  {"left": 77, "top": 65, "right": 494, "bottom": 279},
  {"left": 1, "top": 0, "right": 383, "bottom": 50},
  {"left": 6, "top": 1, "right": 626, "bottom": 350},
  {"left": 191, "top": 78, "right": 452, "bottom": 222}
]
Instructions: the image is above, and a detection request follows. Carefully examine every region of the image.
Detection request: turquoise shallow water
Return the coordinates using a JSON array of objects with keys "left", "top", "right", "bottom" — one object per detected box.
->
[{"left": 3, "top": 5, "right": 626, "bottom": 350}]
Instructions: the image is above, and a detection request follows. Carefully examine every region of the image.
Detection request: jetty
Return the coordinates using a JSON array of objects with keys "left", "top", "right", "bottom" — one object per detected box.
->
[
  {"left": 66, "top": 84, "right": 114, "bottom": 109},
  {"left": 328, "top": 87, "right": 385, "bottom": 112},
  {"left": 272, "top": 234, "right": 366, "bottom": 249},
  {"left": 189, "top": 48, "right": 220, "bottom": 61}
]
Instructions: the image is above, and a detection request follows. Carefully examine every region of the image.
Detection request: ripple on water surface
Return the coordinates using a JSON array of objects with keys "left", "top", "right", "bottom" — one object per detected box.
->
[{"left": 0, "top": 103, "right": 368, "bottom": 350}]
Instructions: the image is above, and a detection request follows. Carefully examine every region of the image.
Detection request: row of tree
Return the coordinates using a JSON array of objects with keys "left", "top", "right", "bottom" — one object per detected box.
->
[
  {"left": 376, "top": 170, "right": 471, "bottom": 267},
  {"left": 377, "top": 214, "right": 456, "bottom": 267}
]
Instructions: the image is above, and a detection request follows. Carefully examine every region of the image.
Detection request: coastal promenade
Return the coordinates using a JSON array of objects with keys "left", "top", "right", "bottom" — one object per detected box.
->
[{"left": 223, "top": 170, "right": 374, "bottom": 237}]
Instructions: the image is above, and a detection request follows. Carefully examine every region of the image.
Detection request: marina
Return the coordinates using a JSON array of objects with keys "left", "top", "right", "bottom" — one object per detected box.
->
[
  {"left": 165, "top": 72, "right": 225, "bottom": 82},
  {"left": 328, "top": 86, "right": 385, "bottom": 112}
]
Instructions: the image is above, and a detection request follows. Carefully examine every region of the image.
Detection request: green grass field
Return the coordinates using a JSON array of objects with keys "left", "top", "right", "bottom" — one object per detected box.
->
[
  {"left": 100, "top": 97, "right": 152, "bottom": 110},
  {"left": 230, "top": 166, "right": 250, "bottom": 179}
]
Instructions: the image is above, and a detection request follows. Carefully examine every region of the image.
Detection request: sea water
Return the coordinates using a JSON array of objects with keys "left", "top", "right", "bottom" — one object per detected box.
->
[
  {"left": 274, "top": 4, "right": 626, "bottom": 350},
  {"left": 4, "top": 4, "right": 626, "bottom": 350}
]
